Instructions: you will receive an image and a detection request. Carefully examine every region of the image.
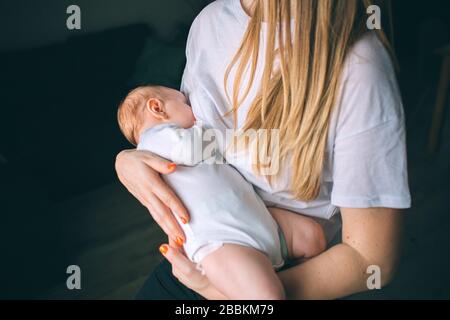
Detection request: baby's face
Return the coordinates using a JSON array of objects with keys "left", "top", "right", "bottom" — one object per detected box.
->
[{"left": 159, "top": 87, "right": 196, "bottom": 129}]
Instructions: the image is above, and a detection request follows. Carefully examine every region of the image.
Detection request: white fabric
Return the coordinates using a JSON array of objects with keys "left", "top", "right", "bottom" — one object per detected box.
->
[
  {"left": 137, "top": 124, "right": 285, "bottom": 268},
  {"left": 180, "top": 0, "right": 411, "bottom": 228}
]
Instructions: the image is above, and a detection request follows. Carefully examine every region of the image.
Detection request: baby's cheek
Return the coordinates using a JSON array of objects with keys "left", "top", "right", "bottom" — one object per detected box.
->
[{"left": 184, "top": 107, "right": 196, "bottom": 124}]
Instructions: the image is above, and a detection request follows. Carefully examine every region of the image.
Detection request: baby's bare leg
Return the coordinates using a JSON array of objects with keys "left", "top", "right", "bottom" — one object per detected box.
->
[
  {"left": 200, "top": 244, "right": 285, "bottom": 300},
  {"left": 269, "top": 207, "right": 327, "bottom": 259}
]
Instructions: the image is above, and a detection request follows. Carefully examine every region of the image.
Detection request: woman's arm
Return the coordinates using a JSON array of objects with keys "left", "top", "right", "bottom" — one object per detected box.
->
[
  {"left": 279, "top": 207, "right": 404, "bottom": 299},
  {"left": 162, "top": 207, "right": 403, "bottom": 300}
]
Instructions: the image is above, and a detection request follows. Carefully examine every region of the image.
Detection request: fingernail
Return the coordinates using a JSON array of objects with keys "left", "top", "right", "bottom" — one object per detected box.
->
[
  {"left": 175, "top": 236, "right": 184, "bottom": 247},
  {"left": 159, "top": 244, "right": 168, "bottom": 255},
  {"left": 167, "top": 163, "right": 176, "bottom": 171},
  {"left": 180, "top": 217, "right": 188, "bottom": 224}
]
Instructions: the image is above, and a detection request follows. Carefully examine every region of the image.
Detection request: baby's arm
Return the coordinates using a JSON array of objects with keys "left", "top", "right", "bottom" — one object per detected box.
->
[
  {"left": 138, "top": 124, "right": 204, "bottom": 166},
  {"left": 269, "top": 207, "right": 327, "bottom": 260},
  {"left": 169, "top": 125, "right": 204, "bottom": 166}
]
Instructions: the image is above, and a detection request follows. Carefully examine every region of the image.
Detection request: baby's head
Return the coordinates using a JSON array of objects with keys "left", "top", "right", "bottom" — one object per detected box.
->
[{"left": 117, "top": 85, "right": 196, "bottom": 145}]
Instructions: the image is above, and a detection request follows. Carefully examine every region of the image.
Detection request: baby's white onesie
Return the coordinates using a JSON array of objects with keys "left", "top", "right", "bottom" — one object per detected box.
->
[{"left": 137, "top": 123, "right": 285, "bottom": 269}]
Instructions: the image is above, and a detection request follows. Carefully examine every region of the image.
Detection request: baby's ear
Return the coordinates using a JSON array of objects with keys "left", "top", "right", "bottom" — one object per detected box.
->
[{"left": 146, "top": 98, "right": 167, "bottom": 120}]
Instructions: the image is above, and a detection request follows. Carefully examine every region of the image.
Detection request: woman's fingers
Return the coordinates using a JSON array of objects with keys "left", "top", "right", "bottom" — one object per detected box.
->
[
  {"left": 115, "top": 149, "right": 189, "bottom": 242},
  {"left": 162, "top": 208, "right": 186, "bottom": 245},
  {"left": 169, "top": 237, "right": 187, "bottom": 255},
  {"left": 149, "top": 172, "right": 189, "bottom": 223},
  {"left": 160, "top": 244, "right": 195, "bottom": 276},
  {"left": 141, "top": 152, "right": 177, "bottom": 175},
  {"left": 144, "top": 192, "right": 186, "bottom": 243},
  {"left": 140, "top": 153, "right": 190, "bottom": 222},
  {"left": 160, "top": 244, "right": 210, "bottom": 293}
]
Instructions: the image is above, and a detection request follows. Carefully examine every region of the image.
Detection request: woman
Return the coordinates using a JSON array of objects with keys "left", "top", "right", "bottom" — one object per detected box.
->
[{"left": 116, "top": 0, "right": 411, "bottom": 299}]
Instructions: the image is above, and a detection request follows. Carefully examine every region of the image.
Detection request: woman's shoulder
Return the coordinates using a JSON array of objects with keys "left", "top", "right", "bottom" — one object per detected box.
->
[
  {"left": 342, "top": 32, "right": 397, "bottom": 86},
  {"left": 190, "top": 0, "right": 234, "bottom": 29},
  {"left": 185, "top": 1, "right": 245, "bottom": 63},
  {"left": 332, "top": 32, "right": 404, "bottom": 139}
]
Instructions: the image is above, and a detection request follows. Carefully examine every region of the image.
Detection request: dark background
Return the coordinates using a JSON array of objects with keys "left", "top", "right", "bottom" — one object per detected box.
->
[{"left": 0, "top": 0, "right": 449, "bottom": 299}]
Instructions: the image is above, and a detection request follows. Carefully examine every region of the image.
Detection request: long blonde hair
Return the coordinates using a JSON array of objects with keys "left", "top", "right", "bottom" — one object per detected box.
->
[{"left": 225, "top": 0, "right": 395, "bottom": 201}]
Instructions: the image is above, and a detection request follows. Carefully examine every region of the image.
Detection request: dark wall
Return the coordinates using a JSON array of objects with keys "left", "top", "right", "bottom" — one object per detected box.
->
[
  {"left": 0, "top": 1, "right": 210, "bottom": 298},
  {"left": 0, "top": 0, "right": 210, "bottom": 52},
  {"left": 392, "top": 0, "right": 450, "bottom": 110}
]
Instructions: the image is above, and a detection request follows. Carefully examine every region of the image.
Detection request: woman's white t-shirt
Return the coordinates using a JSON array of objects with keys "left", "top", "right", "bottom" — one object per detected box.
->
[{"left": 180, "top": 0, "right": 411, "bottom": 222}]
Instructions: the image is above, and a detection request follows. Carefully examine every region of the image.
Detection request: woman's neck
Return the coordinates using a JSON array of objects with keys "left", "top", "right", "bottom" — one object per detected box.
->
[
  {"left": 240, "top": 0, "right": 294, "bottom": 22},
  {"left": 240, "top": 0, "right": 255, "bottom": 17},
  {"left": 240, "top": 0, "right": 269, "bottom": 21}
]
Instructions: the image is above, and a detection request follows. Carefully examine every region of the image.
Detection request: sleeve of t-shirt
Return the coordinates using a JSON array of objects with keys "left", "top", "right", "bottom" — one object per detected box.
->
[{"left": 331, "top": 36, "right": 411, "bottom": 209}]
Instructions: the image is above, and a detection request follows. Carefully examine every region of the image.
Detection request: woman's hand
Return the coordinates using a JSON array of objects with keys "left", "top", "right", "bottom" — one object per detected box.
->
[
  {"left": 160, "top": 241, "right": 228, "bottom": 300},
  {"left": 115, "top": 149, "right": 190, "bottom": 243}
]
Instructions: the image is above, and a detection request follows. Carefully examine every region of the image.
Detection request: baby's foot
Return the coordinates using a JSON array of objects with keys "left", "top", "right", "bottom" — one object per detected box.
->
[{"left": 269, "top": 207, "right": 327, "bottom": 260}]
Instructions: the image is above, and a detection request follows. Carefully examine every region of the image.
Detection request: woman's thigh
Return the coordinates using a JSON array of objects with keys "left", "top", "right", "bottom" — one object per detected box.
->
[{"left": 135, "top": 260, "right": 204, "bottom": 300}]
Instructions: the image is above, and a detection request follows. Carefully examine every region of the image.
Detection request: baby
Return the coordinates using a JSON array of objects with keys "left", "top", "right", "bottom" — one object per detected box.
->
[{"left": 117, "top": 85, "right": 326, "bottom": 300}]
